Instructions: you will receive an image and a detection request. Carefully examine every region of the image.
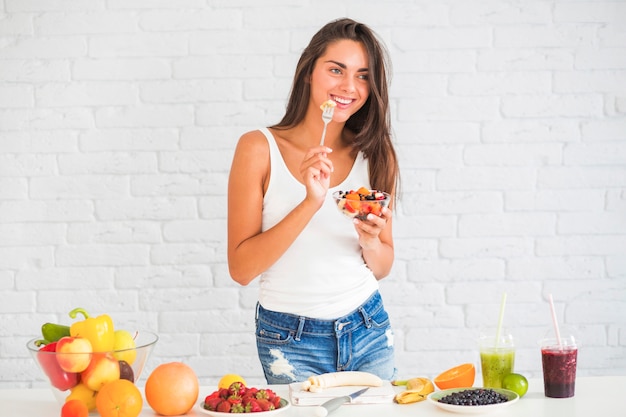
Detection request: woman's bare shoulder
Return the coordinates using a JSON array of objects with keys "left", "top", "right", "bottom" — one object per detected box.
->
[
  {"left": 237, "top": 129, "right": 268, "bottom": 146},
  {"left": 233, "top": 129, "right": 270, "bottom": 157}
]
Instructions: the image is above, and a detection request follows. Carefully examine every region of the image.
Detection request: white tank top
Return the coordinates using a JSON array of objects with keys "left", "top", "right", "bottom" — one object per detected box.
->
[{"left": 258, "top": 127, "right": 379, "bottom": 319}]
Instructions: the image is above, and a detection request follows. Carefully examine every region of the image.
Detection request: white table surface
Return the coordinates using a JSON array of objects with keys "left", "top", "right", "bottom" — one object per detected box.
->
[{"left": 2, "top": 376, "right": 623, "bottom": 417}]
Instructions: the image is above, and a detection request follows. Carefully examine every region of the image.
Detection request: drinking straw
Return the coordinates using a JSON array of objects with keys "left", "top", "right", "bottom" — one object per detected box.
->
[
  {"left": 548, "top": 294, "right": 563, "bottom": 350},
  {"left": 494, "top": 292, "right": 507, "bottom": 348}
]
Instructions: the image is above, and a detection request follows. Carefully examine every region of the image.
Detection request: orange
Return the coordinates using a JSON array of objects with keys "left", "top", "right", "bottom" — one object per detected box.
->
[
  {"left": 61, "top": 399, "right": 89, "bottom": 417},
  {"left": 95, "top": 379, "right": 143, "bottom": 417},
  {"left": 218, "top": 373, "right": 247, "bottom": 390},
  {"left": 145, "top": 362, "right": 199, "bottom": 416},
  {"left": 434, "top": 363, "right": 476, "bottom": 390}
]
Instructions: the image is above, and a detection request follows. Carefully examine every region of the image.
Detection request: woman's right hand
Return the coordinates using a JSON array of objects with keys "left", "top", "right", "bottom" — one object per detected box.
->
[{"left": 300, "top": 146, "right": 334, "bottom": 208}]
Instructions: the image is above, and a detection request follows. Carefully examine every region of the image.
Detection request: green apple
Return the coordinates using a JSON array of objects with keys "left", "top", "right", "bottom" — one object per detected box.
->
[
  {"left": 112, "top": 329, "right": 137, "bottom": 365},
  {"left": 81, "top": 352, "right": 120, "bottom": 391},
  {"left": 56, "top": 336, "right": 93, "bottom": 373}
]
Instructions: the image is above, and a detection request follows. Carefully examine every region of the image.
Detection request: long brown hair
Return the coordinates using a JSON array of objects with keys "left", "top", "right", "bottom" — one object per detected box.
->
[{"left": 272, "top": 18, "right": 399, "bottom": 201}]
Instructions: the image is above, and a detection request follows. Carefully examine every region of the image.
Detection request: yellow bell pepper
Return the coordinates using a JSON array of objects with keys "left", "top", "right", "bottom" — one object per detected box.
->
[{"left": 69, "top": 308, "right": 115, "bottom": 352}]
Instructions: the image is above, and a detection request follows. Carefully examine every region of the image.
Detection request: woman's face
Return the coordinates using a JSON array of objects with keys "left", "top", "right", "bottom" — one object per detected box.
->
[{"left": 310, "top": 39, "right": 370, "bottom": 123}]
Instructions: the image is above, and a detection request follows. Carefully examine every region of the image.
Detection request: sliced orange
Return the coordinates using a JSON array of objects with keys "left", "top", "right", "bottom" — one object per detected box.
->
[
  {"left": 356, "top": 186, "right": 370, "bottom": 196},
  {"left": 434, "top": 363, "right": 475, "bottom": 390}
]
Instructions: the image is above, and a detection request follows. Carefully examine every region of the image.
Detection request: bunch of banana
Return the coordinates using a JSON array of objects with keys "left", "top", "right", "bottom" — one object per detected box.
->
[{"left": 392, "top": 377, "right": 435, "bottom": 404}]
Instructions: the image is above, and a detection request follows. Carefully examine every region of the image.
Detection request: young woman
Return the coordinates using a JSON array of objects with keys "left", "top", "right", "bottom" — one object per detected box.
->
[{"left": 227, "top": 18, "right": 400, "bottom": 384}]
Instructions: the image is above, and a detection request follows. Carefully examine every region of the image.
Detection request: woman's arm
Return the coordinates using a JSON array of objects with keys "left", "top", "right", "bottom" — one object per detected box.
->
[
  {"left": 353, "top": 207, "right": 394, "bottom": 279},
  {"left": 227, "top": 131, "right": 333, "bottom": 285}
]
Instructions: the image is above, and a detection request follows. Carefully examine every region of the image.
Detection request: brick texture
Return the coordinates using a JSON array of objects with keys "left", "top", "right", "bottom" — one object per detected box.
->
[{"left": 1, "top": 0, "right": 625, "bottom": 388}]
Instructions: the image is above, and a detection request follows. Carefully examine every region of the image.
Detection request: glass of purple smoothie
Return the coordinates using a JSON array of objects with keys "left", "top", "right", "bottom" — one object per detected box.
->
[{"left": 540, "top": 335, "right": 577, "bottom": 398}]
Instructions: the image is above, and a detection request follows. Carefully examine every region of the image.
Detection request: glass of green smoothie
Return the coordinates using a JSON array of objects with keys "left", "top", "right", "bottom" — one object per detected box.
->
[{"left": 479, "top": 333, "right": 515, "bottom": 389}]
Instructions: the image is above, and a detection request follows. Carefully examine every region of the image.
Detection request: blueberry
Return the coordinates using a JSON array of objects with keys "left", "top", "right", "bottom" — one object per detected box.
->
[{"left": 439, "top": 389, "right": 509, "bottom": 406}]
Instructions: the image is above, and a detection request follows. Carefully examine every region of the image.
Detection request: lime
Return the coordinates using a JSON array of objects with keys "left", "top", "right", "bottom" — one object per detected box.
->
[{"left": 502, "top": 373, "right": 529, "bottom": 397}]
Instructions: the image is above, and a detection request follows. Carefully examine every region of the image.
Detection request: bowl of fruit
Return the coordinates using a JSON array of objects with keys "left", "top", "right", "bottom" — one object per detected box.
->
[
  {"left": 26, "top": 308, "right": 158, "bottom": 412},
  {"left": 332, "top": 187, "right": 390, "bottom": 220}
]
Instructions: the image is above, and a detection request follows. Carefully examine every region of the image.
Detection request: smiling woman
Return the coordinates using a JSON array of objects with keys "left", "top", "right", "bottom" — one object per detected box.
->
[
  {"left": 309, "top": 39, "right": 370, "bottom": 126},
  {"left": 227, "top": 18, "right": 400, "bottom": 385}
]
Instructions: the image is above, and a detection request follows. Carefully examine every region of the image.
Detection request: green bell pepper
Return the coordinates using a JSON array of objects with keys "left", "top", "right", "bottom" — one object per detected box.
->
[{"left": 42, "top": 322, "right": 70, "bottom": 343}]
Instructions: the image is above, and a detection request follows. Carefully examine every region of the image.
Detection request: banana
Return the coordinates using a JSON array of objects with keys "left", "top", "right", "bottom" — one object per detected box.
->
[
  {"left": 406, "top": 377, "right": 434, "bottom": 392},
  {"left": 394, "top": 377, "right": 435, "bottom": 404},
  {"left": 391, "top": 379, "right": 408, "bottom": 386},
  {"left": 301, "top": 371, "right": 383, "bottom": 392}
]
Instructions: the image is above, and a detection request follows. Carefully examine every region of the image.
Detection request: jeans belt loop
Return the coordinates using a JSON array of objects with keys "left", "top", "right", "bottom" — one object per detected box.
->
[
  {"left": 359, "top": 306, "right": 372, "bottom": 329},
  {"left": 295, "top": 316, "right": 305, "bottom": 341}
]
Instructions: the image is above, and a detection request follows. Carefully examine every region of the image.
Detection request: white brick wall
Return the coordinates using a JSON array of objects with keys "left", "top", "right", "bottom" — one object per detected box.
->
[{"left": 1, "top": 0, "right": 625, "bottom": 389}]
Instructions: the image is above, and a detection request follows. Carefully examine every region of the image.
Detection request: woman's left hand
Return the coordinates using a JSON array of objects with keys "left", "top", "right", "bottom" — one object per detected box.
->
[{"left": 353, "top": 206, "right": 392, "bottom": 250}]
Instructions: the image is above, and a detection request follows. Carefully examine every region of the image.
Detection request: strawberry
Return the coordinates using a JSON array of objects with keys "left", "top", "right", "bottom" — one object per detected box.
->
[
  {"left": 203, "top": 396, "right": 222, "bottom": 411},
  {"left": 216, "top": 400, "right": 231, "bottom": 413},
  {"left": 255, "top": 389, "right": 270, "bottom": 400},
  {"left": 205, "top": 391, "right": 220, "bottom": 400},
  {"left": 256, "top": 398, "right": 275, "bottom": 411},
  {"left": 271, "top": 395, "right": 282, "bottom": 409},
  {"left": 218, "top": 388, "right": 230, "bottom": 399},
  {"left": 228, "top": 395, "right": 243, "bottom": 406},
  {"left": 246, "top": 399, "right": 262, "bottom": 413},
  {"left": 228, "top": 381, "right": 246, "bottom": 397},
  {"left": 265, "top": 389, "right": 278, "bottom": 400}
]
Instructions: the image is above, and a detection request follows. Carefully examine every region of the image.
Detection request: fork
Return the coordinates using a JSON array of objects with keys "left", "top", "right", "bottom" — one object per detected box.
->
[{"left": 319, "top": 105, "right": 335, "bottom": 146}]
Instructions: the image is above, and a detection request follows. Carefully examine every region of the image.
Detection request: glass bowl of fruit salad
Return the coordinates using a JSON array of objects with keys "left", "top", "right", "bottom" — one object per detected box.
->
[
  {"left": 27, "top": 329, "right": 158, "bottom": 409},
  {"left": 332, "top": 187, "right": 390, "bottom": 220}
]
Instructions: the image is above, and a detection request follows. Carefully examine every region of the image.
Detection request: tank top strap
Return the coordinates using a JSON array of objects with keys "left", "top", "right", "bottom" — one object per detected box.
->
[{"left": 259, "top": 127, "right": 280, "bottom": 163}]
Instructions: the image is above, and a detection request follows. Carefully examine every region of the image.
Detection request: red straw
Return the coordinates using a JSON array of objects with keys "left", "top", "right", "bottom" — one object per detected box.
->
[{"left": 548, "top": 294, "right": 563, "bottom": 350}]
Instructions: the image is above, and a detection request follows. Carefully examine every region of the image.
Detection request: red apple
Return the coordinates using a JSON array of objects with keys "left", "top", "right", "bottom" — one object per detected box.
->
[
  {"left": 56, "top": 337, "right": 93, "bottom": 373},
  {"left": 81, "top": 352, "right": 120, "bottom": 391}
]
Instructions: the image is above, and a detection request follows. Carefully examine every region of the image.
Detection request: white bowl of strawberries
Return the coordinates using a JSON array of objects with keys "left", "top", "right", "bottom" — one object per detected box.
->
[{"left": 200, "top": 381, "right": 290, "bottom": 415}]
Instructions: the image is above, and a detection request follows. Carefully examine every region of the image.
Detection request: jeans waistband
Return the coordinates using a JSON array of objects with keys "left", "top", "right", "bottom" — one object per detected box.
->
[{"left": 255, "top": 291, "right": 383, "bottom": 340}]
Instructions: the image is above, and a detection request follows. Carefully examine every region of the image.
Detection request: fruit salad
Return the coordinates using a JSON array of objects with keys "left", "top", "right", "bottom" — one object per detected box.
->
[
  {"left": 320, "top": 99, "right": 336, "bottom": 111},
  {"left": 332, "top": 187, "right": 390, "bottom": 220}
]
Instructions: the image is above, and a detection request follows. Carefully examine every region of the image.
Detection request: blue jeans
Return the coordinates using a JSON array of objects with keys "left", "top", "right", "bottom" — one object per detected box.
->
[{"left": 255, "top": 291, "right": 396, "bottom": 384}]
